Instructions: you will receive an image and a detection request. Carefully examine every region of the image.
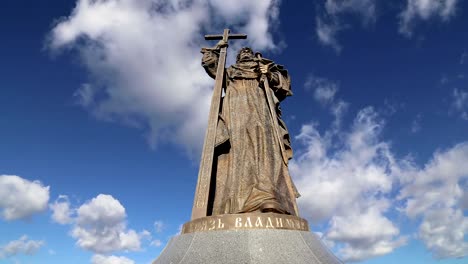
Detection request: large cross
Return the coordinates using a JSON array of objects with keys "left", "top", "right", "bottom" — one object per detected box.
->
[{"left": 191, "top": 29, "right": 247, "bottom": 220}]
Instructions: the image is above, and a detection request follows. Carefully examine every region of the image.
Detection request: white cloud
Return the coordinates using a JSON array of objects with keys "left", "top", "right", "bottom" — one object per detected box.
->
[
  {"left": 48, "top": 0, "right": 281, "bottom": 156},
  {"left": 0, "top": 235, "right": 45, "bottom": 258},
  {"left": 150, "top": 239, "right": 163, "bottom": 247},
  {"left": 398, "top": 142, "right": 468, "bottom": 258},
  {"left": 91, "top": 254, "right": 135, "bottom": 264},
  {"left": 290, "top": 107, "right": 406, "bottom": 262},
  {"left": 327, "top": 208, "right": 408, "bottom": 262},
  {"left": 305, "top": 75, "right": 339, "bottom": 105},
  {"left": 291, "top": 97, "right": 468, "bottom": 261},
  {"left": 304, "top": 74, "right": 348, "bottom": 128},
  {"left": 153, "top": 220, "right": 164, "bottom": 233},
  {"left": 399, "top": 0, "right": 459, "bottom": 36},
  {"left": 207, "top": 0, "right": 280, "bottom": 50},
  {"left": 315, "top": 0, "right": 377, "bottom": 52},
  {"left": 452, "top": 88, "right": 468, "bottom": 120},
  {"left": 71, "top": 194, "right": 143, "bottom": 254},
  {"left": 316, "top": 17, "right": 341, "bottom": 53},
  {"left": 50, "top": 195, "right": 74, "bottom": 224},
  {"left": 0, "top": 175, "right": 50, "bottom": 221}
]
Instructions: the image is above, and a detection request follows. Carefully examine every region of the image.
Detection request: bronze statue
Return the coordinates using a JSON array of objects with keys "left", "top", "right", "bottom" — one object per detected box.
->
[{"left": 191, "top": 29, "right": 299, "bottom": 220}]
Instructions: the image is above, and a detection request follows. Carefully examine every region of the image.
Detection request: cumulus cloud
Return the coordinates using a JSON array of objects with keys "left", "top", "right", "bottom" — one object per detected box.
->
[
  {"left": 50, "top": 195, "right": 74, "bottom": 224},
  {"left": 70, "top": 194, "right": 144, "bottom": 254},
  {"left": 315, "top": 0, "right": 377, "bottom": 52},
  {"left": 47, "top": 0, "right": 281, "bottom": 156},
  {"left": 291, "top": 99, "right": 468, "bottom": 261},
  {"left": 399, "top": 0, "right": 459, "bottom": 36},
  {"left": 452, "top": 88, "right": 468, "bottom": 120},
  {"left": 0, "top": 235, "right": 44, "bottom": 259},
  {"left": 398, "top": 143, "right": 468, "bottom": 258},
  {"left": 91, "top": 254, "right": 135, "bottom": 264},
  {"left": 290, "top": 107, "right": 406, "bottom": 262},
  {"left": 0, "top": 175, "right": 50, "bottom": 221}
]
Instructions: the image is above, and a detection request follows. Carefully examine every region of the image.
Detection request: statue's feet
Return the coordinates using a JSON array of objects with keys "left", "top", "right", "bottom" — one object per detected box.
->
[{"left": 260, "top": 201, "right": 287, "bottom": 214}]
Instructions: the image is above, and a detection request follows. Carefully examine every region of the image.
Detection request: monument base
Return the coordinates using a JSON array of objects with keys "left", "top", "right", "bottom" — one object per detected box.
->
[{"left": 153, "top": 229, "right": 343, "bottom": 264}]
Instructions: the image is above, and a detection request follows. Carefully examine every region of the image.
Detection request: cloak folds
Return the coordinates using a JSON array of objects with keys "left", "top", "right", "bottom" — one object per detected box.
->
[{"left": 201, "top": 49, "right": 299, "bottom": 216}]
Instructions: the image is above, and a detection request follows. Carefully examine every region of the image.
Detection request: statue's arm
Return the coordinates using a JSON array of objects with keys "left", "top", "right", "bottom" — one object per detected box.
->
[
  {"left": 201, "top": 40, "right": 227, "bottom": 79},
  {"left": 259, "top": 59, "right": 292, "bottom": 101},
  {"left": 269, "top": 67, "right": 292, "bottom": 102}
]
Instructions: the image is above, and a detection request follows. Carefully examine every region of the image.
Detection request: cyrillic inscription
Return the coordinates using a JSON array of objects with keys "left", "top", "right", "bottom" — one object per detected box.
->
[{"left": 182, "top": 213, "right": 309, "bottom": 234}]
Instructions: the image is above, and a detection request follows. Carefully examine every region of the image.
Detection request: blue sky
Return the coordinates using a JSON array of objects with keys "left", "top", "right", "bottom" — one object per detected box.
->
[{"left": 0, "top": 0, "right": 467, "bottom": 263}]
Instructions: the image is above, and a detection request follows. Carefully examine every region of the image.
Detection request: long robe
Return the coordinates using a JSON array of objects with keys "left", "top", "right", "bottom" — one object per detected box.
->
[{"left": 201, "top": 49, "right": 299, "bottom": 216}]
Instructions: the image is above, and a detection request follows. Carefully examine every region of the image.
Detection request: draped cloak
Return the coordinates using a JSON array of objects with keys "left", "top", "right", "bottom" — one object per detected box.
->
[{"left": 201, "top": 49, "right": 299, "bottom": 216}]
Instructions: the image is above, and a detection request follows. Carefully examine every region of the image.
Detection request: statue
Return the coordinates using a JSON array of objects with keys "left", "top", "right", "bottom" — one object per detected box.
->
[
  {"left": 191, "top": 29, "right": 299, "bottom": 220},
  {"left": 154, "top": 30, "right": 343, "bottom": 264}
]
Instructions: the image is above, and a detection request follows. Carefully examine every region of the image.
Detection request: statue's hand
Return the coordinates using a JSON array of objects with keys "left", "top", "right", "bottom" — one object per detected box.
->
[
  {"left": 216, "top": 39, "right": 228, "bottom": 49},
  {"left": 259, "top": 64, "right": 269, "bottom": 74},
  {"left": 200, "top": 40, "right": 228, "bottom": 53}
]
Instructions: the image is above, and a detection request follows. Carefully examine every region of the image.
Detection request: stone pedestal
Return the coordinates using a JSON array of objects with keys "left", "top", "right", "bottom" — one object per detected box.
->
[{"left": 153, "top": 229, "right": 343, "bottom": 264}]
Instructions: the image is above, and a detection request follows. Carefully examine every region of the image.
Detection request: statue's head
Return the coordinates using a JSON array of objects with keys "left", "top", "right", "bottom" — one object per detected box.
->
[{"left": 236, "top": 47, "right": 254, "bottom": 63}]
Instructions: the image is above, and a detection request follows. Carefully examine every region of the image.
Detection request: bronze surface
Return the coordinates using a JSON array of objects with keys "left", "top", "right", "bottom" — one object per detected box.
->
[
  {"left": 191, "top": 28, "right": 300, "bottom": 222},
  {"left": 191, "top": 29, "right": 247, "bottom": 220}
]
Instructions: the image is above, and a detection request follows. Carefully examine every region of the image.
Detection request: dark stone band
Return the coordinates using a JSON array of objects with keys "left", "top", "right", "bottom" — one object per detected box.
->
[{"left": 182, "top": 213, "right": 310, "bottom": 234}]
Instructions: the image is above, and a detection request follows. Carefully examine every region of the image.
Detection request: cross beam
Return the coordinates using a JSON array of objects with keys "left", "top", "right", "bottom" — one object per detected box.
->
[{"left": 191, "top": 29, "right": 247, "bottom": 220}]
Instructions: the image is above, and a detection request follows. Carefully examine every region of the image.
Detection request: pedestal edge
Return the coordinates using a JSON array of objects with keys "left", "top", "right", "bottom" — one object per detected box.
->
[{"left": 182, "top": 213, "right": 309, "bottom": 234}]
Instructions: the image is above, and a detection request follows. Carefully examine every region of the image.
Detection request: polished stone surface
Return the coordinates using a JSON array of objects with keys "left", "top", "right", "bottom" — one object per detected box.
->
[{"left": 153, "top": 229, "right": 343, "bottom": 264}]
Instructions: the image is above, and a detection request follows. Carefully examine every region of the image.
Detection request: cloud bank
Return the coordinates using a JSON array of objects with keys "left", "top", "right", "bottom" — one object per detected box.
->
[
  {"left": 50, "top": 193, "right": 147, "bottom": 255},
  {"left": 294, "top": 76, "right": 467, "bottom": 261},
  {"left": 0, "top": 235, "right": 44, "bottom": 259},
  {"left": 71, "top": 194, "right": 143, "bottom": 253},
  {"left": 48, "top": 0, "right": 281, "bottom": 156},
  {"left": 315, "top": 0, "right": 377, "bottom": 52},
  {"left": 315, "top": 0, "right": 461, "bottom": 51},
  {"left": 291, "top": 107, "right": 407, "bottom": 262},
  {"left": 91, "top": 254, "right": 135, "bottom": 264},
  {"left": 0, "top": 175, "right": 50, "bottom": 221},
  {"left": 399, "top": 0, "right": 459, "bottom": 36}
]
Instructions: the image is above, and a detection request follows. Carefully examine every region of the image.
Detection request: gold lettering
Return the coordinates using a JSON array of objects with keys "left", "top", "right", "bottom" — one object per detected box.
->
[
  {"left": 245, "top": 217, "right": 253, "bottom": 228},
  {"left": 266, "top": 217, "right": 274, "bottom": 228},
  {"left": 295, "top": 220, "right": 301, "bottom": 229},
  {"left": 201, "top": 221, "right": 207, "bottom": 231},
  {"left": 255, "top": 217, "right": 263, "bottom": 227},
  {"left": 217, "top": 218, "right": 225, "bottom": 229},
  {"left": 285, "top": 219, "right": 293, "bottom": 228},
  {"left": 197, "top": 222, "right": 203, "bottom": 232},
  {"left": 275, "top": 217, "right": 283, "bottom": 227},
  {"left": 208, "top": 219, "right": 216, "bottom": 230},
  {"left": 235, "top": 217, "right": 242, "bottom": 228}
]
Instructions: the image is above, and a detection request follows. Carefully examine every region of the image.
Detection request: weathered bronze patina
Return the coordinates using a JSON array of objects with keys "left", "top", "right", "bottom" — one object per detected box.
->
[
  {"left": 182, "top": 213, "right": 309, "bottom": 234},
  {"left": 191, "top": 29, "right": 300, "bottom": 223}
]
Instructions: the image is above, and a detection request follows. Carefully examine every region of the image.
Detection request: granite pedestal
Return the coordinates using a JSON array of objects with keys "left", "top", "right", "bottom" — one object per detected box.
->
[{"left": 153, "top": 229, "right": 343, "bottom": 264}]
